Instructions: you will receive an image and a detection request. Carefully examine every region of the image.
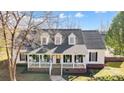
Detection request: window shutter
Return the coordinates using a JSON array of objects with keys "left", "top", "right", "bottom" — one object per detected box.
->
[
  {"left": 95, "top": 52, "right": 98, "bottom": 61},
  {"left": 89, "top": 52, "right": 91, "bottom": 61}
]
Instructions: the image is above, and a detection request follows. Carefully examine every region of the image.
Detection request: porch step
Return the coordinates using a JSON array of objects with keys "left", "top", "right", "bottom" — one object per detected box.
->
[
  {"left": 52, "top": 64, "right": 61, "bottom": 68},
  {"left": 51, "top": 68, "right": 61, "bottom": 75},
  {"left": 50, "top": 75, "right": 66, "bottom": 81}
]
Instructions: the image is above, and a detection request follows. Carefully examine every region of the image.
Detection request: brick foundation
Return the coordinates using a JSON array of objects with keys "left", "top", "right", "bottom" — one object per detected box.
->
[
  {"left": 63, "top": 68, "right": 87, "bottom": 74},
  {"left": 28, "top": 68, "right": 49, "bottom": 73},
  {"left": 86, "top": 64, "right": 104, "bottom": 69}
]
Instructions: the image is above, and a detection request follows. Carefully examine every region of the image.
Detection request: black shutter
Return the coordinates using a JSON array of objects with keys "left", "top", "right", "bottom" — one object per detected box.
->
[
  {"left": 96, "top": 52, "right": 98, "bottom": 61},
  {"left": 26, "top": 55, "right": 27, "bottom": 61},
  {"left": 89, "top": 52, "right": 91, "bottom": 61},
  {"left": 19, "top": 53, "right": 21, "bottom": 61}
]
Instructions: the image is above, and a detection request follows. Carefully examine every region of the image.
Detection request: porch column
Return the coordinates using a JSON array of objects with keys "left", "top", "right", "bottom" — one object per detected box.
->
[
  {"left": 72, "top": 54, "right": 74, "bottom": 68},
  {"left": 49, "top": 55, "right": 52, "bottom": 76},
  {"left": 27, "top": 54, "right": 29, "bottom": 69},
  {"left": 61, "top": 55, "right": 63, "bottom": 76},
  {"left": 39, "top": 54, "right": 41, "bottom": 68}
]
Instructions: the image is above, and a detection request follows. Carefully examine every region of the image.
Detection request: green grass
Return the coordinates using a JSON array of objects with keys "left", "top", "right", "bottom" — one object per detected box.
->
[
  {"left": 0, "top": 62, "right": 51, "bottom": 81},
  {"left": 63, "top": 62, "right": 124, "bottom": 81},
  {"left": 0, "top": 48, "right": 7, "bottom": 62},
  {"left": 94, "top": 62, "right": 124, "bottom": 77},
  {"left": 16, "top": 65, "right": 51, "bottom": 81},
  {"left": 106, "top": 62, "right": 122, "bottom": 68}
]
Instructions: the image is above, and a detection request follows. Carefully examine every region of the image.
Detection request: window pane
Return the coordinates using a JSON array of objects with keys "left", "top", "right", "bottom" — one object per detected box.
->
[
  {"left": 70, "top": 37, "right": 74, "bottom": 44},
  {"left": 20, "top": 53, "right": 27, "bottom": 61},
  {"left": 42, "top": 38, "right": 47, "bottom": 44},
  {"left": 89, "top": 52, "right": 97, "bottom": 62},
  {"left": 44, "top": 55, "right": 50, "bottom": 62},
  {"left": 63, "top": 55, "right": 72, "bottom": 63},
  {"left": 55, "top": 37, "right": 61, "bottom": 44},
  {"left": 75, "top": 55, "right": 83, "bottom": 63}
]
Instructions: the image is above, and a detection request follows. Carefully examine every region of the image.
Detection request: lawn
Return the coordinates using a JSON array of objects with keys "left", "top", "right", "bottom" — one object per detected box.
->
[
  {"left": 63, "top": 74, "right": 90, "bottom": 81},
  {"left": 94, "top": 62, "right": 124, "bottom": 77},
  {"left": 0, "top": 62, "right": 51, "bottom": 81},
  {"left": 16, "top": 65, "right": 51, "bottom": 81},
  {"left": 63, "top": 62, "right": 124, "bottom": 81},
  {"left": 0, "top": 48, "right": 7, "bottom": 62}
]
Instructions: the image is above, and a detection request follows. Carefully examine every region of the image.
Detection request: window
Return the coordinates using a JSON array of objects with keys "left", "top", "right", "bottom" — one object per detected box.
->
[
  {"left": 44, "top": 55, "right": 50, "bottom": 62},
  {"left": 55, "top": 33, "right": 62, "bottom": 45},
  {"left": 42, "top": 37, "right": 47, "bottom": 45},
  {"left": 68, "top": 33, "right": 76, "bottom": 45},
  {"left": 30, "top": 55, "right": 39, "bottom": 62},
  {"left": 55, "top": 37, "right": 61, "bottom": 45},
  {"left": 63, "top": 55, "right": 72, "bottom": 63},
  {"left": 89, "top": 52, "right": 98, "bottom": 62},
  {"left": 40, "top": 55, "right": 42, "bottom": 62},
  {"left": 74, "top": 55, "right": 84, "bottom": 63},
  {"left": 20, "top": 53, "right": 27, "bottom": 61},
  {"left": 70, "top": 37, "right": 75, "bottom": 44},
  {"left": 41, "top": 33, "right": 49, "bottom": 45}
]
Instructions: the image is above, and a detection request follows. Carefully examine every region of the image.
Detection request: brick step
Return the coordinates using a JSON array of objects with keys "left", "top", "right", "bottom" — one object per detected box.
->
[{"left": 51, "top": 68, "right": 61, "bottom": 75}]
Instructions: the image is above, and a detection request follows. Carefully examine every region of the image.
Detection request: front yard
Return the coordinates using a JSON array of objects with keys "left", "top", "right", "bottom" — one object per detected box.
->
[
  {"left": 0, "top": 62, "right": 51, "bottom": 81},
  {"left": 63, "top": 62, "right": 124, "bottom": 81}
]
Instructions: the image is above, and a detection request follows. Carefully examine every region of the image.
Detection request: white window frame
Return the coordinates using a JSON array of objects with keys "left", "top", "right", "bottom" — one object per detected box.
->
[
  {"left": 55, "top": 33, "right": 62, "bottom": 45},
  {"left": 42, "top": 37, "right": 48, "bottom": 45},
  {"left": 41, "top": 33, "right": 49, "bottom": 45},
  {"left": 68, "top": 33, "right": 76, "bottom": 45},
  {"left": 89, "top": 52, "right": 98, "bottom": 62}
]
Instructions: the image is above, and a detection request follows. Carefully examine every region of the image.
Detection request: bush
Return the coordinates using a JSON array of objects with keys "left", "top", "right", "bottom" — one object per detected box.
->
[
  {"left": 90, "top": 75, "right": 124, "bottom": 81},
  {"left": 88, "top": 69, "right": 100, "bottom": 77}
]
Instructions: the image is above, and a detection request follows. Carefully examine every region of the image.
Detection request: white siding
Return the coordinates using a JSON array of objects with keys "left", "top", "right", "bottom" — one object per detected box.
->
[{"left": 84, "top": 49, "right": 105, "bottom": 64}]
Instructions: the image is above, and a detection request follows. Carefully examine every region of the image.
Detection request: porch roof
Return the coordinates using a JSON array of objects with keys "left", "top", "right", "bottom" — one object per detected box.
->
[{"left": 28, "top": 45, "right": 88, "bottom": 55}]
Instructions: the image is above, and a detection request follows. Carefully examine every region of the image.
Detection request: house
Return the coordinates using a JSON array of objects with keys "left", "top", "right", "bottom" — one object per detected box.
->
[{"left": 16, "top": 29, "right": 106, "bottom": 75}]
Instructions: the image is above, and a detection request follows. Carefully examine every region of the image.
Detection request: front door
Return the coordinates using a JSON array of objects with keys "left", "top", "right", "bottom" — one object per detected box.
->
[{"left": 56, "top": 55, "right": 61, "bottom": 64}]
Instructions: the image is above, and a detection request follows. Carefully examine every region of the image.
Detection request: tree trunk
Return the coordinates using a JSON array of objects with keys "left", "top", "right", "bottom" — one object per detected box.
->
[{"left": 8, "top": 62, "right": 16, "bottom": 81}]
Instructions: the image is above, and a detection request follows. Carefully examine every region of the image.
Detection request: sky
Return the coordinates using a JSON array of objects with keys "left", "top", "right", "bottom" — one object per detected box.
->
[{"left": 33, "top": 11, "right": 117, "bottom": 30}]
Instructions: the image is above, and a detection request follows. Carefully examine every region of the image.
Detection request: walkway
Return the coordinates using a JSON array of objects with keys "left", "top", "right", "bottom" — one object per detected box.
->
[{"left": 50, "top": 75, "right": 66, "bottom": 81}]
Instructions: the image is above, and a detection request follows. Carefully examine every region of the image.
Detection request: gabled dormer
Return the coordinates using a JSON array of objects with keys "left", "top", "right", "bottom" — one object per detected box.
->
[
  {"left": 68, "top": 33, "right": 76, "bottom": 45},
  {"left": 41, "top": 32, "right": 50, "bottom": 45},
  {"left": 54, "top": 33, "right": 62, "bottom": 45}
]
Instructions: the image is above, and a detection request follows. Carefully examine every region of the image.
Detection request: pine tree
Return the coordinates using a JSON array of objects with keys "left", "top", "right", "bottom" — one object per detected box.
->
[{"left": 105, "top": 12, "right": 124, "bottom": 56}]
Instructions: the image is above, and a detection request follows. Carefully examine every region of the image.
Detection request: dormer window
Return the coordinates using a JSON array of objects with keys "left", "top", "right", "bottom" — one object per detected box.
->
[
  {"left": 41, "top": 33, "right": 49, "bottom": 45},
  {"left": 68, "top": 33, "right": 76, "bottom": 45},
  {"left": 55, "top": 33, "right": 62, "bottom": 45},
  {"left": 42, "top": 37, "right": 47, "bottom": 45}
]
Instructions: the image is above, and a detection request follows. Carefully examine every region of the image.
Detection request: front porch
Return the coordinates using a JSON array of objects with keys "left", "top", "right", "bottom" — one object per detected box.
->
[{"left": 27, "top": 54, "right": 86, "bottom": 75}]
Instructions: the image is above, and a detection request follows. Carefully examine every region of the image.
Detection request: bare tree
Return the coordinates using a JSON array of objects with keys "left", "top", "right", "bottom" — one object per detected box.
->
[{"left": 0, "top": 11, "right": 51, "bottom": 80}]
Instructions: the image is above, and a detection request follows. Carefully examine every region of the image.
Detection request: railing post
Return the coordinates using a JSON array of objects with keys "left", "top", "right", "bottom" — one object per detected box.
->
[
  {"left": 72, "top": 54, "right": 74, "bottom": 68},
  {"left": 27, "top": 54, "right": 29, "bottom": 69},
  {"left": 49, "top": 55, "right": 52, "bottom": 76},
  {"left": 61, "top": 63, "right": 63, "bottom": 76},
  {"left": 61, "top": 55, "right": 63, "bottom": 76},
  {"left": 39, "top": 54, "right": 41, "bottom": 68}
]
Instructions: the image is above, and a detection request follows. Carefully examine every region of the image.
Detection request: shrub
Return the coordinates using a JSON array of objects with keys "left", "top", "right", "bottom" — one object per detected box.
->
[{"left": 90, "top": 75, "right": 124, "bottom": 81}]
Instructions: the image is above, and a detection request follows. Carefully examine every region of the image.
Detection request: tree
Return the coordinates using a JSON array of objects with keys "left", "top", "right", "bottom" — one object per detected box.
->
[
  {"left": 0, "top": 11, "right": 51, "bottom": 80},
  {"left": 105, "top": 12, "right": 124, "bottom": 56}
]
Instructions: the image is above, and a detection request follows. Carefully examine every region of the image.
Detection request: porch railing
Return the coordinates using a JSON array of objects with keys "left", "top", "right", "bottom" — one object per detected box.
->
[
  {"left": 29, "top": 62, "right": 50, "bottom": 68},
  {"left": 28, "top": 62, "right": 86, "bottom": 68}
]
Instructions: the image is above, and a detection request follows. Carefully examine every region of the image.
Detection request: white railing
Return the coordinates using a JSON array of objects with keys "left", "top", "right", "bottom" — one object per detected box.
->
[
  {"left": 28, "top": 62, "right": 86, "bottom": 68},
  {"left": 29, "top": 62, "right": 50, "bottom": 68},
  {"left": 74, "top": 63, "right": 85, "bottom": 68},
  {"left": 62, "top": 63, "right": 85, "bottom": 68},
  {"left": 63, "top": 63, "right": 73, "bottom": 68}
]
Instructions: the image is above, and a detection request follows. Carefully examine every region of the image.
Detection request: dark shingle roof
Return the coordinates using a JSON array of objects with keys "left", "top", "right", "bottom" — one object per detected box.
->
[
  {"left": 82, "top": 30, "right": 106, "bottom": 49},
  {"left": 17, "top": 29, "right": 106, "bottom": 53}
]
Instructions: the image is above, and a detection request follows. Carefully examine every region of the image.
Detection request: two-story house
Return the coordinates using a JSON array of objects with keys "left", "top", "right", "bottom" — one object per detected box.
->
[{"left": 16, "top": 29, "right": 106, "bottom": 75}]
